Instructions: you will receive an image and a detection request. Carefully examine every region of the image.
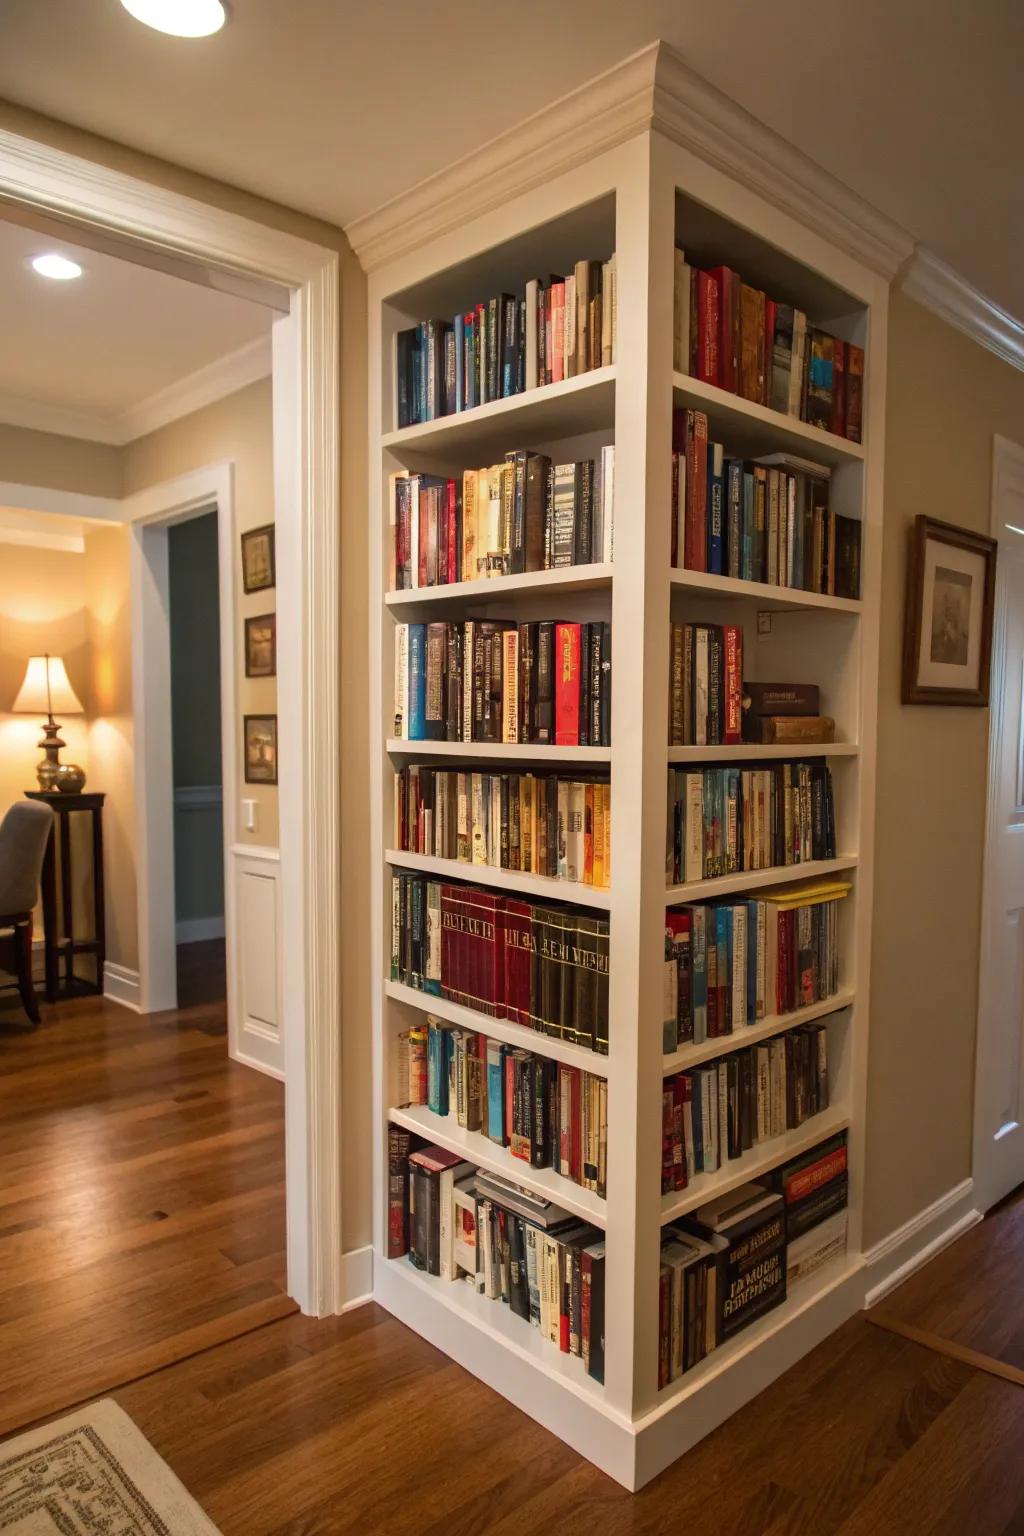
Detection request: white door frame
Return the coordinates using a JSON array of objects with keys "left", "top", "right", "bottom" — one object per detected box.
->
[
  {"left": 974, "top": 431, "right": 1024, "bottom": 1213},
  {"left": 124, "top": 463, "right": 237, "bottom": 1022},
  {"left": 0, "top": 129, "right": 343, "bottom": 1316}
]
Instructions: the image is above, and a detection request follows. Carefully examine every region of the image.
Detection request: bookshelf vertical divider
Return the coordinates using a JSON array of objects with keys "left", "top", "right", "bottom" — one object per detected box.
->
[{"left": 368, "top": 95, "right": 887, "bottom": 1491}]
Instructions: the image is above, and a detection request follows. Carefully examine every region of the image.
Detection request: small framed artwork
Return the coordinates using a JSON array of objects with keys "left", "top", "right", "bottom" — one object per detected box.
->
[
  {"left": 241, "top": 524, "right": 275, "bottom": 594},
  {"left": 902, "top": 515, "right": 997, "bottom": 705},
  {"left": 245, "top": 613, "right": 276, "bottom": 678},
  {"left": 243, "top": 714, "right": 278, "bottom": 784}
]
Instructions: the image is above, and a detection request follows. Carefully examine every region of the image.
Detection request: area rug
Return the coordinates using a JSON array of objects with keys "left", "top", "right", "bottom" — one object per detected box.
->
[{"left": 0, "top": 1399, "right": 221, "bottom": 1534}]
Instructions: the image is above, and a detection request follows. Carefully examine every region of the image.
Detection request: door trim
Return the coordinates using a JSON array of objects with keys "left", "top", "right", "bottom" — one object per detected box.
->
[{"left": 974, "top": 432, "right": 1024, "bottom": 1212}]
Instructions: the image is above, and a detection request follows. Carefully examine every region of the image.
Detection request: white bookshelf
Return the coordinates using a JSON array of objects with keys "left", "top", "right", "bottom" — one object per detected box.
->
[{"left": 368, "top": 67, "right": 886, "bottom": 1490}]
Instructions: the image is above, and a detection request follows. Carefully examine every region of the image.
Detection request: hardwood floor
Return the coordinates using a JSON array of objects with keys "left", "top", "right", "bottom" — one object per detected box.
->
[
  {"left": 868, "top": 1188, "right": 1024, "bottom": 1380},
  {"left": 3, "top": 966, "right": 1024, "bottom": 1530},
  {"left": 0, "top": 961, "right": 292, "bottom": 1438}
]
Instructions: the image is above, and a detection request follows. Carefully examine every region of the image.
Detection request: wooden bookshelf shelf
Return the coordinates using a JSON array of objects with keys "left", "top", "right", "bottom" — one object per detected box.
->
[
  {"left": 666, "top": 854, "right": 858, "bottom": 905},
  {"left": 671, "top": 371, "right": 865, "bottom": 468},
  {"left": 389, "top": 1103, "right": 607, "bottom": 1228},
  {"left": 670, "top": 567, "right": 862, "bottom": 615},
  {"left": 385, "top": 848, "right": 613, "bottom": 909},
  {"left": 371, "top": 68, "right": 885, "bottom": 1489},
  {"left": 385, "top": 979, "right": 608, "bottom": 1072},
  {"left": 382, "top": 365, "right": 616, "bottom": 458},
  {"left": 667, "top": 743, "right": 858, "bottom": 763},
  {"left": 661, "top": 991, "right": 855, "bottom": 1075},
  {"left": 660, "top": 1109, "right": 852, "bottom": 1224},
  {"left": 387, "top": 739, "right": 612, "bottom": 763},
  {"left": 384, "top": 563, "right": 613, "bottom": 611}
]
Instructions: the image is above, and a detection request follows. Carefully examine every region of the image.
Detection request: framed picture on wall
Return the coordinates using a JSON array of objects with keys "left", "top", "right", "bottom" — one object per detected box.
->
[
  {"left": 241, "top": 524, "right": 275, "bottom": 593},
  {"left": 245, "top": 613, "right": 276, "bottom": 677},
  {"left": 902, "top": 515, "right": 997, "bottom": 705},
  {"left": 243, "top": 714, "right": 278, "bottom": 784}
]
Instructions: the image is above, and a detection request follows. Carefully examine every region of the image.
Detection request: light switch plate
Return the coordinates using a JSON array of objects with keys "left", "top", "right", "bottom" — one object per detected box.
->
[{"left": 242, "top": 797, "right": 258, "bottom": 831}]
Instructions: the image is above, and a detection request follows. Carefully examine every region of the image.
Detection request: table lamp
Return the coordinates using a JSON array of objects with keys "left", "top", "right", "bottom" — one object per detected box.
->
[{"left": 12, "top": 653, "right": 86, "bottom": 792}]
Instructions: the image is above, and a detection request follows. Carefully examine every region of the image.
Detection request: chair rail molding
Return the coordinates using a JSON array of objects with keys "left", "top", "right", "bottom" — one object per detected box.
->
[{"left": 0, "top": 124, "right": 343, "bottom": 1320}]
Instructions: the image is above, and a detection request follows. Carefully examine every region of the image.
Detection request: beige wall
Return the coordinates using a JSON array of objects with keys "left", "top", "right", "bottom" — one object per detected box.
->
[
  {"left": 122, "top": 379, "right": 279, "bottom": 848},
  {"left": 0, "top": 421, "right": 122, "bottom": 498},
  {"left": 0, "top": 99, "right": 373, "bottom": 1253},
  {"left": 865, "top": 290, "right": 1024, "bottom": 1247}
]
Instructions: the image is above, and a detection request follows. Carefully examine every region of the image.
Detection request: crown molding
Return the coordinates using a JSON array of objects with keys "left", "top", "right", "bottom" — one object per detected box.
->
[
  {"left": 898, "top": 246, "right": 1024, "bottom": 375},
  {"left": 0, "top": 332, "right": 273, "bottom": 447},
  {"left": 118, "top": 332, "right": 272, "bottom": 442},
  {"left": 345, "top": 40, "right": 915, "bottom": 281}
]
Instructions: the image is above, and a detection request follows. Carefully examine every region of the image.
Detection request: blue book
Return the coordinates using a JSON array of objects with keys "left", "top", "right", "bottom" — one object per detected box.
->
[
  {"left": 690, "top": 906, "right": 708, "bottom": 1043},
  {"left": 407, "top": 624, "right": 426, "bottom": 740},
  {"left": 486, "top": 1040, "right": 505, "bottom": 1143},
  {"left": 414, "top": 322, "right": 427, "bottom": 425},
  {"left": 707, "top": 442, "right": 725, "bottom": 573},
  {"left": 715, "top": 906, "right": 731, "bottom": 1033},
  {"left": 453, "top": 313, "right": 464, "bottom": 413},
  {"left": 690, "top": 1071, "right": 703, "bottom": 1174},
  {"left": 725, "top": 767, "right": 742, "bottom": 874},
  {"left": 427, "top": 1021, "right": 450, "bottom": 1116},
  {"left": 741, "top": 470, "right": 755, "bottom": 581},
  {"left": 747, "top": 900, "right": 760, "bottom": 1025},
  {"left": 725, "top": 459, "right": 743, "bottom": 578}
]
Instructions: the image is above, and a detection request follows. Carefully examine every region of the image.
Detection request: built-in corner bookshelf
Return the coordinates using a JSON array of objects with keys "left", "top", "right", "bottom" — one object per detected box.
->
[{"left": 368, "top": 70, "right": 886, "bottom": 1490}]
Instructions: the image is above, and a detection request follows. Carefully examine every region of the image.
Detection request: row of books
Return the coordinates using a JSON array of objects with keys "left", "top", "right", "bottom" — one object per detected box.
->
[
  {"left": 740, "top": 681, "right": 836, "bottom": 748},
  {"left": 395, "top": 257, "right": 616, "bottom": 428},
  {"left": 389, "top": 1132, "right": 606, "bottom": 1382},
  {"left": 397, "top": 1016, "right": 607, "bottom": 1195},
  {"left": 662, "top": 1020, "right": 830, "bottom": 1193},
  {"left": 395, "top": 768, "right": 612, "bottom": 889},
  {"left": 390, "top": 872, "right": 610, "bottom": 1053},
  {"left": 393, "top": 619, "right": 611, "bottom": 747},
  {"left": 658, "top": 1131, "right": 848, "bottom": 1385},
  {"left": 389, "top": 451, "right": 614, "bottom": 591},
  {"left": 668, "top": 761, "right": 837, "bottom": 884},
  {"left": 671, "top": 412, "right": 861, "bottom": 598},
  {"left": 664, "top": 877, "right": 849, "bottom": 1050},
  {"left": 669, "top": 622, "right": 743, "bottom": 747},
  {"left": 673, "top": 248, "right": 863, "bottom": 443}
]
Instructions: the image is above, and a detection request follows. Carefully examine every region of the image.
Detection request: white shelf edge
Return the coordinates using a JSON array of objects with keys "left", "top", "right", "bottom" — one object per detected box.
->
[
  {"left": 671, "top": 371, "right": 866, "bottom": 465},
  {"left": 660, "top": 1108, "right": 851, "bottom": 1223},
  {"left": 670, "top": 566, "right": 862, "bottom": 615},
  {"left": 385, "top": 562, "right": 613, "bottom": 608},
  {"left": 378, "top": 1252, "right": 614, "bottom": 1410},
  {"left": 666, "top": 855, "right": 858, "bottom": 904},
  {"left": 385, "top": 979, "right": 608, "bottom": 1072},
  {"left": 646, "top": 1251, "right": 864, "bottom": 1416},
  {"left": 387, "top": 738, "right": 611, "bottom": 763},
  {"left": 389, "top": 1102, "right": 607, "bottom": 1228},
  {"left": 667, "top": 743, "right": 858, "bottom": 763},
  {"left": 382, "top": 364, "right": 616, "bottom": 450},
  {"left": 386, "top": 848, "right": 613, "bottom": 910},
  {"left": 661, "top": 990, "right": 856, "bottom": 1075}
]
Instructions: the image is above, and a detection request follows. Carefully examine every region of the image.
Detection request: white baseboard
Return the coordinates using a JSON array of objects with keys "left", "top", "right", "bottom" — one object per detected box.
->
[
  {"left": 864, "top": 1178, "right": 982, "bottom": 1309},
  {"left": 103, "top": 962, "right": 142, "bottom": 1013},
  {"left": 338, "top": 1245, "right": 373, "bottom": 1313},
  {"left": 176, "top": 915, "right": 226, "bottom": 944}
]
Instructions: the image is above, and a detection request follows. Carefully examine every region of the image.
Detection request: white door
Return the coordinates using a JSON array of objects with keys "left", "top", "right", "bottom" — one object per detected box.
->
[{"left": 975, "top": 434, "right": 1024, "bottom": 1211}]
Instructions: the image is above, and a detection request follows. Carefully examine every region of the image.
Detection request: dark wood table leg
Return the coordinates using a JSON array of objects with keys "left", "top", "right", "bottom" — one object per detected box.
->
[
  {"left": 59, "top": 810, "right": 73, "bottom": 995},
  {"left": 39, "top": 827, "right": 58, "bottom": 1004},
  {"left": 92, "top": 806, "right": 105, "bottom": 993}
]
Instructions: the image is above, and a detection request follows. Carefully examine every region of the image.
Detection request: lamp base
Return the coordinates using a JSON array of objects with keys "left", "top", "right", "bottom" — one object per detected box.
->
[{"left": 36, "top": 757, "right": 60, "bottom": 792}]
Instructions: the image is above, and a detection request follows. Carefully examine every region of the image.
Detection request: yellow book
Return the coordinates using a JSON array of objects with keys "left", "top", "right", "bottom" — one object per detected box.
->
[{"left": 746, "top": 878, "right": 852, "bottom": 910}]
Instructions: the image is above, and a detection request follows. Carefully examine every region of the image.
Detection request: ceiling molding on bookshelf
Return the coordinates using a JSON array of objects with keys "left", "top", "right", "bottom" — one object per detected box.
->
[
  {"left": 346, "top": 41, "right": 915, "bottom": 282},
  {"left": 898, "top": 245, "right": 1024, "bottom": 376}
]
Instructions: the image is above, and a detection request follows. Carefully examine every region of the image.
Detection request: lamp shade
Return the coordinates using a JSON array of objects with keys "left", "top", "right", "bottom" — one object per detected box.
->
[{"left": 12, "top": 654, "right": 84, "bottom": 716}]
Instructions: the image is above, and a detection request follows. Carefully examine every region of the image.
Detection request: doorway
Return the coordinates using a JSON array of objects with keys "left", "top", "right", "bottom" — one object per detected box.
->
[{"left": 975, "top": 433, "right": 1024, "bottom": 1212}]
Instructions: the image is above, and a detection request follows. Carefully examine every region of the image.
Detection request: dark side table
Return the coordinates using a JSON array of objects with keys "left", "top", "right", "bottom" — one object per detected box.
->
[{"left": 25, "top": 790, "right": 106, "bottom": 1001}]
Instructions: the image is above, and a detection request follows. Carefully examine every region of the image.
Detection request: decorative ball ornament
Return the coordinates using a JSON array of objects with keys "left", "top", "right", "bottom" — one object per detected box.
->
[{"left": 55, "top": 763, "right": 87, "bottom": 793}]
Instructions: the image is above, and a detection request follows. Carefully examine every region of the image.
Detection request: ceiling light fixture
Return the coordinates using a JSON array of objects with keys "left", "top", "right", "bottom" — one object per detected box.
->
[
  {"left": 119, "top": 0, "right": 227, "bottom": 37},
  {"left": 31, "top": 253, "right": 83, "bottom": 281}
]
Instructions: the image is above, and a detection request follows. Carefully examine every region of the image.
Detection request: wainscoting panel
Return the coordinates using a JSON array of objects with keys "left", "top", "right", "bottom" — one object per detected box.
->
[{"left": 229, "top": 844, "right": 283, "bottom": 1078}]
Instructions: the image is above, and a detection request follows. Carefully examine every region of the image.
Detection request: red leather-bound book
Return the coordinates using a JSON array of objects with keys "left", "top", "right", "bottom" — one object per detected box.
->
[
  {"left": 708, "top": 265, "right": 739, "bottom": 393},
  {"left": 441, "top": 883, "right": 505, "bottom": 1016},
  {"left": 554, "top": 622, "right": 581, "bottom": 746},
  {"left": 503, "top": 897, "right": 533, "bottom": 1027},
  {"left": 446, "top": 478, "right": 458, "bottom": 584},
  {"left": 723, "top": 625, "right": 743, "bottom": 745},
  {"left": 696, "top": 270, "right": 720, "bottom": 386},
  {"left": 684, "top": 410, "right": 708, "bottom": 573}
]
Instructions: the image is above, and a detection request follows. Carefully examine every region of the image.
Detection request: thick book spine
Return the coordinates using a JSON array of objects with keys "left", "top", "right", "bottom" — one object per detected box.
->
[
  {"left": 554, "top": 623, "right": 581, "bottom": 747},
  {"left": 407, "top": 623, "right": 426, "bottom": 740},
  {"left": 696, "top": 271, "right": 720, "bottom": 385}
]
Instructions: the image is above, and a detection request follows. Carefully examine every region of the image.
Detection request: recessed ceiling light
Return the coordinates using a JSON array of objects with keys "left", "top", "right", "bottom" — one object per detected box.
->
[
  {"left": 120, "top": 0, "right": 227, "bottom": 37},
  {"left": 31, "top": 253, "right": 83, "bottom": 281}
]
